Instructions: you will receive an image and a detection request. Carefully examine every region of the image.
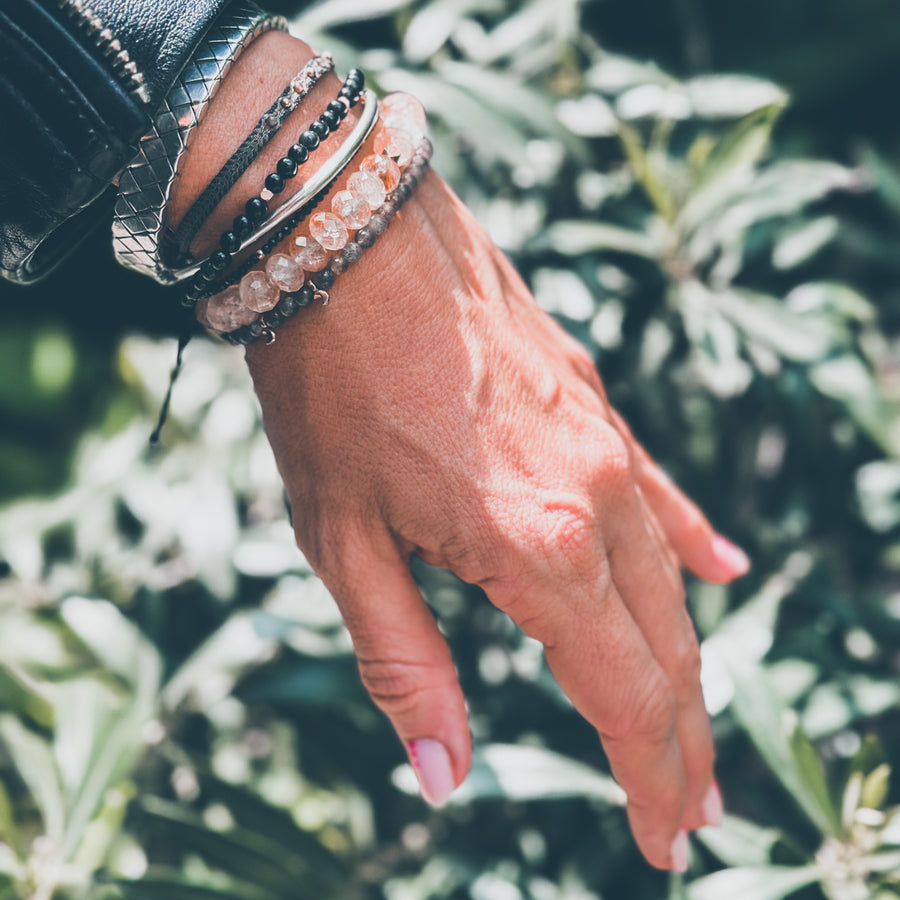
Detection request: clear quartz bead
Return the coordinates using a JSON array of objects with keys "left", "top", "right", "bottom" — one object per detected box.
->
[
  {"left": 360, "top": 154, "right": 401, "bottom": 191},
  {"left": 197, "top": 285, "right": 258, "bottom": 332},
  {"left": 265, "top": 252, "right": 304, "bottom": 291},
  {"left": 381, "top": 92, "right": 427, "bottom": 136},
  {"left": 346, "top": 170, "right": 386, "bottom": 210},
  {"left": 309, "top": 211, "right": 349, "bottom": 251},
  {"left": 331, "top": 190, "right": 371, "bottom": 230},
  {"left": 374, "top": 126, "right": 415, "bottom": 166},
  {"left": 292, "top": 235, "right": 328, "bottom": 271},
  {"left": 239, "top": 270, "right": 280, "bottom": 312}
]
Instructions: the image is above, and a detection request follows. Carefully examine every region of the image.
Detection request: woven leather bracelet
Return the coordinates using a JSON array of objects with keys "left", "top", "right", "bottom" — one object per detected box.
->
[{"left": 170, "top": 53, "right": 336, "bottom": 263}]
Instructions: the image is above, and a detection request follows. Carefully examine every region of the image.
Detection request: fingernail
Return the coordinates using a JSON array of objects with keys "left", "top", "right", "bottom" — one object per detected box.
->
[
  {"left": 670, "top": 828, "right": 688, "bottom": 873},
  {"left": 701, "top": 781, "right": 723, "bottom": 827},
  {"left": 711, "top": 535, "right": 750, "bottom": 578},
  {"left": 407, "top": 738, "right": 455, "bottom": 806}
]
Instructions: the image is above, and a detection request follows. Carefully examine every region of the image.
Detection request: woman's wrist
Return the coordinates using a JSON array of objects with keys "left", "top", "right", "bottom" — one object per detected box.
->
[{"left": 167, "top": 31, "right": 364, "bottom": 265}]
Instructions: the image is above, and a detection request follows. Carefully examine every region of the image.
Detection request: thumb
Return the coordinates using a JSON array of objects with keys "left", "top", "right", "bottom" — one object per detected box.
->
[{"left": 321, "top": 543, "right": 471, "bottom": 805}]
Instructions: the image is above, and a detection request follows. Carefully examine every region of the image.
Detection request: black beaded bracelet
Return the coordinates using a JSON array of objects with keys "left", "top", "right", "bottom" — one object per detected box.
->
[
  {"left": 212, "top": 138, "right": 432, "bottom": 346},
  {"left": 171, "top": 54, "right": 336, "bottom": 263},
  {"left": 182, "top": 68, "right": 366, "bottom": 296},
  {"left": 183, "top": 134, "right": 372, "bottom": 307}
]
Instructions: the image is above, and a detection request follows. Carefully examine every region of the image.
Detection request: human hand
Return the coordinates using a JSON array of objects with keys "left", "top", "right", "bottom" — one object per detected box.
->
[{"left": 245, "top": 170, "right": 749, "bottom": 872}]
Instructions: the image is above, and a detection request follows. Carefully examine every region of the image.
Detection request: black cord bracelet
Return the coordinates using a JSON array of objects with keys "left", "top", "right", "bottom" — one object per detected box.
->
[{"left": 171, "top": 54, "right": 336, "bottom": 262}]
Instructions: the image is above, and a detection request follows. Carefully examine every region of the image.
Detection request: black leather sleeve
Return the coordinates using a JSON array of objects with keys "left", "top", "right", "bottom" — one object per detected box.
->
[{"left": 0, "top": 0, "right": 230, "bottom": 284}]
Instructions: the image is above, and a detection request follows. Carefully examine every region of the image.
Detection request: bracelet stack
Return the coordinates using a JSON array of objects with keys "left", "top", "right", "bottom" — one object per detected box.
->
[
  {"left": 191, "top": 89, "right": 430, "bottom": 345},
  {"left": 199, "top": 130, "right": 432, "bottom": 344},
  {"left": 112, "top": 15, "right": 433, "bottom": 348}
]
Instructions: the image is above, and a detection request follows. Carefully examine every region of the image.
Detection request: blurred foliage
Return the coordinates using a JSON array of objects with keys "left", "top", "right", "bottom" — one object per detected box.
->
[{"left": 1, "top": 0, "right": 900, "bottom": 898}]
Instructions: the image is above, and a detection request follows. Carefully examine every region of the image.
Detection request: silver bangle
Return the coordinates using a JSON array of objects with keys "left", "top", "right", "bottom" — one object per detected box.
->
[
  {"left": 167, "top": 89, "right": 380, "bottom": 283},
  {"left": 112, "top": 1, "right": 287, "bottom": 284}
]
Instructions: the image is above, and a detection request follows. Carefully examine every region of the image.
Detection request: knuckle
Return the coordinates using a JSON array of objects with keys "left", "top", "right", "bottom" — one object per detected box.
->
[
  {"left": 581, "top": 425, "right": 635, "bottom": 506},
  {"left": 356, "top": 657, "right": 444, "bottom": 716},
  {"left": 608, "top": 672, "right": 676, "bottom": 745},
  {"left": 601, "top": 431, "right": 635, "bottom": 491},
  {"left": 295, "top": 514, "right": 367, "bottom": 580},
  {"left": 475, "top": 496, "right": 600, "bottom": 583},
  {"left": 539, "top": 502, "right": 600, "bottom": 572},
  {"left": 492, "top": 592, "right": 565, "bottom": 650},
  {"left": 651, "top": 779, "right": 684, "bottom": 818},
  {"left": 668, "top": 640, "right": 703, "bottom": 700}
]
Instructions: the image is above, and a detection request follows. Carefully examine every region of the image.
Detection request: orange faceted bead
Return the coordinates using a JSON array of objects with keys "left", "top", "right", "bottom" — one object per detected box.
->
[
  {"left": 197, "top": 285, "right": 258, "bottom": 332},
  {"left": 381, "top": 92, "right": 427, "bottom": 135},
  {"left": 332, "top": 190, "right": 371, "bottom": 230},
  {"left": 239, "top": 270, "right": 279, "bottom": 312},
  {"left": 374, "top": 126, "right": 415, "bottom": 165},
  {"left": 309, "top": 211, "right": 349, "bottom": 251},
  {"left": 347, "top": 170, "right": 386, "bottom": 210},
  {"left": 292, "top": 235, "right": 328, "bottom": 271},
  {"left": 360, "top": 153, "right": 401, "bottom": 191}
]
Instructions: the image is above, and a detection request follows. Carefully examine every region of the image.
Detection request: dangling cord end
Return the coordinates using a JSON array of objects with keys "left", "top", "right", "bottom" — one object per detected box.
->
[{"left": 149, "top": 327, "right": 192, "bottom": 446}]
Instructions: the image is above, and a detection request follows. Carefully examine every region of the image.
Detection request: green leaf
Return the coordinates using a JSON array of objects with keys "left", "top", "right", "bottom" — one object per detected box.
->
[
  {"left": 681, "top": 103, "right": 785, "bottom": 230},
  {"left": 686, "top": 866, "right": 822, "bottom": 900},
  {"left": 860, "top": 144, "right": 900, "bottom": 217},
  {"left": 394, "top": 743, "right": 626, "bottom": 806},
  {"left": 54, "top": 601, "right": 162, "bottom": 862},
  {"left": 139, "top": 798, "right": 342, "bottom": 897},
  {"left": 865, "top": 850, "right": 900, "bottom": 873},
  {"left": 197, "top": 776, "right": 345, "bottom": 882},
  {"left": 802, "top": 676, "right": 900, "bottom": 740},
  {"left": 812, "top": 359, "right": 900, "bottom": 456},
  {"left": 773, "top": 217, "right": 840, "bottom": 270},
  {"left": 618, "top": 120, "right": 677, "bottom": 221},
  {"left": 722, "top": 649, "right": 841, "bottom": 836},
  {"left": 0, "top": 662, "right": 53, "bottom": 729},
  {"left": 114, "top": 869, "right": 277, "bottom": 900},
  {"left": 685, "top": 75, "right": 788, "bottom": 119},
  {"left": 695, "top": 815, "right": 787, "bottom": 868},
  {"left": 0, "top": 781, "right": 19, "bottom": 857},
  {"left": 162, "top": 612, "right": 278, "bottom": 712},
  {"left": 291, "top": 0, "right": 415, "bottom": 34},
  {"left": 0, "top": 716, "right": 65, "bottom": 843},
  {"left": 714, "top": 287, "right": 841, "bottom": 362},
  {"left": 861, "top": 764, "right": 891, "bottom": 812},
  {"left": 537, "top": 220, "right": 660, "bottom": 258},
  {"left": 785, "top": 282, "right": 874, "bottom": 322},
  {"left": 436, "top": 60, "right": 588, "bottom": 160}
]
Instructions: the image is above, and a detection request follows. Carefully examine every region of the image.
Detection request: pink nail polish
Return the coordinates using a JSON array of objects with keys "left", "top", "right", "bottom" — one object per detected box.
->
[
  {"left": 711, "top": 535, "right": 750, "bottom": 578},
  {"left": 407, "top": 738, "right": 455, "bottom": 806},
  {"left": 701, "top": 781, "right": 723, "bottom": 828},
  {"left": 670, "top": 828, "right": 688, "bottom": 873}
]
